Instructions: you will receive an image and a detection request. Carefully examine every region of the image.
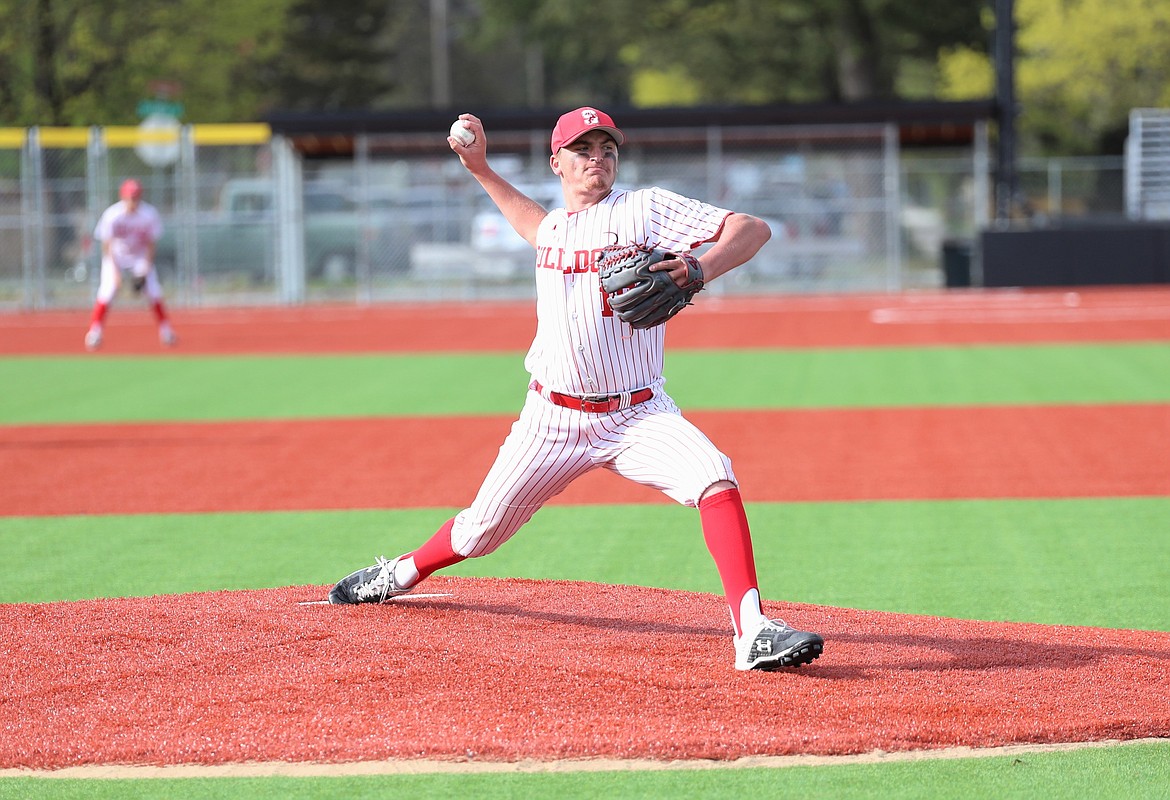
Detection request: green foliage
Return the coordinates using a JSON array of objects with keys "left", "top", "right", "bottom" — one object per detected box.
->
[
  {"left": 0, "top": 0, "right": 992, "bottom": 126},
  {"left": 476, "top": 0, "right": 639, "bottom": 107},
  {"left": 260, "top": 0, "right": 405, "bottom": 112},
  {"left": 940, "top": 0, "right": 1170, "bottom": 154},
  {"left": 481, "top": 0, "right": 986, "bottom": 106},
  {"left": 150, "top": 0, "right": 295, "bottom": 122},
  {"left": 0, "top": 0, "right": 295, "bottom": 125}
]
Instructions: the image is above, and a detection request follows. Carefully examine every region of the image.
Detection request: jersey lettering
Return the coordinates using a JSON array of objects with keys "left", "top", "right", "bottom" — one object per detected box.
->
[
  {"left": 536, "top": 245, "right": 559, "bottom": 272},
  {"left": 536, "top": 246, "right": 604, "bottom": 275},
  {"left": 571, "top": 250, "right": 592, "bottom": 274},
  {"left": 600, "top": 281, "right": 614, "bottom": 317}
]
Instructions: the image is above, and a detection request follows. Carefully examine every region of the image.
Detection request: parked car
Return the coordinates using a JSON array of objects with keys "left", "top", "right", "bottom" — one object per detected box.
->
[
  {"left": 468, "top": 182, "right": 562, "bottom": 279},
  {"left": 154, "top": 179, "right": 372, "bottom": 283},
  {"left": 364, "top": 186, "right": 472, "bottom": 276}
]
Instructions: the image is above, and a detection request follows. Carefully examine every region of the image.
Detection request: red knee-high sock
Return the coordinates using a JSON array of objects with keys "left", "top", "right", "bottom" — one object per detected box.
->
[
  {"left": 699, "top": 488, "right": 760, "bottom": 636},
  {"left": 90, "top": 301, "right": 109, "bottom": 327},
  {"left": 409, "top": 518, "right": 466, "bottom": 582},
  {"left": 152, "top": 300, "right": 169, "bottom": 324}
]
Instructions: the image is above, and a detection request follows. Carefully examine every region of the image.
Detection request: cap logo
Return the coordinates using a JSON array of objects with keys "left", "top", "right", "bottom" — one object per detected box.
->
[{"left": 551, "top": 106, "right": 623, "bottom": 153}]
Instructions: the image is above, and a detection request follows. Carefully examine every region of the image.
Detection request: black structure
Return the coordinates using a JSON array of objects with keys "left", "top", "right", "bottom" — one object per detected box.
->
[{"left": 982, "top": 221, "right": 1170, "bottom": 287}]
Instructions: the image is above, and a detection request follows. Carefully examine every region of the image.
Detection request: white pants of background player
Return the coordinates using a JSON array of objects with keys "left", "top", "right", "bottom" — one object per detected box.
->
[
  {"left": 96, "top": 255, "right": 164, "bottom": 303},
  {"left": 449, "top": 388, "right": 736, "bottom": 557}
]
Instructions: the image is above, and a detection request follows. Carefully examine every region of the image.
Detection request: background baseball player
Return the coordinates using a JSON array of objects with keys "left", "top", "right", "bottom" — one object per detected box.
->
[
  {"left": 85, "top": 178, "right": 176, "bottom": 351},
  {"left": 330, "top": 108, "right": 823, "bottom": 671}
]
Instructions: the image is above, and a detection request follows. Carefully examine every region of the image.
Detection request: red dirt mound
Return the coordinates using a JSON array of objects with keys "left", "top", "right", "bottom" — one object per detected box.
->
[{"left": 2, "top": 579, "right": 1167, "bottom": 769}]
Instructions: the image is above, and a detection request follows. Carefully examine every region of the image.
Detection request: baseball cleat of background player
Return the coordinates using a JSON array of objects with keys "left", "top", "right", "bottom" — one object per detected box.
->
[
  {"left": 84, "top": 325, "right": 103, "bottom": 351},
  {"left": 735, "top": 619, "right": 824, "bottom": 671},
  {"left": 328, "top": 555, "right": 414, "bottom": 604}
]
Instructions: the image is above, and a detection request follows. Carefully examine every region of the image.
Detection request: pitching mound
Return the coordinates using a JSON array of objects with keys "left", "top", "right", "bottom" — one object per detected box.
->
[{"left": 2, "top": 578, "right": 1168, "bottom": 771}]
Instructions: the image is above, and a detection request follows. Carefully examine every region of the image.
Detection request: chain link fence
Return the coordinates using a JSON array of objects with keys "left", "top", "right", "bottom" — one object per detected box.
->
[
  {"left": 313, "top": 123, "right": 922, "bottom": 302},
  {"left": 0, "top": 121, "right": 1127, "bottom": 310}
]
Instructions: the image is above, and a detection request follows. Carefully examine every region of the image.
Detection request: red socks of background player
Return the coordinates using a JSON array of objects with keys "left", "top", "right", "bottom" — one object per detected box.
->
[
  {"left": 699, "top": 487, "right": 761, "bottom": 637},
  {"left": 88, "top": 300, "right": 168, "bottom": 326},
  {"left": 90, "top": 301, "right": 109, "bottom": 328},
  {"left": 152, "top": 300, "right": 170, "bottom": 324}
]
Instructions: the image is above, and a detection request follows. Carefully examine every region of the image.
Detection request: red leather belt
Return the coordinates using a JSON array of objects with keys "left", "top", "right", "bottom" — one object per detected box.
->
[{"left": 531, "top": 380, "right": 654, "bottom": 413}]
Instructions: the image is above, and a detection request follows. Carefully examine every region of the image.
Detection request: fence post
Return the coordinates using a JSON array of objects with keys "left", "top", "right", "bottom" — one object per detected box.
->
[
  {"left": 273, "top": 134, "right": 305, "bottom": 305},
  {"left": 1048, "top": 159, "right": 1062, "bottom": 218},
  {"left": 177, "top": 125, "right": 199, "bottom": 306},
  {"left": 355, "top": 132, "right": 373, "bottom": 304},
  {"left": 21, "top": 128, "right": 46, "bottom": 309},
  {"left": 706, "top": 124, "right": 722, "bottom": 204},
  {"left": 883, "top": 123, "right": 902, "bottom": 292},
  {"left": 83, "top": 126, "right": 106, "bottom": 291},
  {"left": 972, "top": 119, "right": 991, "bottom": 286}
]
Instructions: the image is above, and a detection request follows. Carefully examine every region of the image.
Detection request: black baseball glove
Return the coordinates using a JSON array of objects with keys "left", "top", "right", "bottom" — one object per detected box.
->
[{"left": 597, "top": 243, "right": 705, "bottom": 329}]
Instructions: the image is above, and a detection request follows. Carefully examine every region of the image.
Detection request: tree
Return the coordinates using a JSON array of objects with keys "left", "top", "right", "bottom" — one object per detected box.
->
[
  {"left": 259, "top": 0, "right": 399, "bottom": 112},
  {"left": 939, "top": 0, "right": 1170, "bottom": 155},
  {"left": 470, "top": 0, "right": 638, "bottom": 108},
  {"left": 145, "top": 0, "right": 294, "bottom": 122},
  {"left": 0, "top": 0, "right": 293, "bottom": 126},
  {"left": 0, "top": 0, "right": 993, "bottom": 126},
  {"left": 475, "top": 0, "right": 986, "bottom": 108},
  {"left": 0, "top": 0, "right": 142, "bottom": 125}
]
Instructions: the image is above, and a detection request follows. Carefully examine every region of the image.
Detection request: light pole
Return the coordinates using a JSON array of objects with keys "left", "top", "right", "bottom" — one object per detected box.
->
[
  {"left": 994, "top": 0, "right": 1018, "bottom": 223},
  {"left": 430, "top": 0, "right": 451, "bottom": 109}
]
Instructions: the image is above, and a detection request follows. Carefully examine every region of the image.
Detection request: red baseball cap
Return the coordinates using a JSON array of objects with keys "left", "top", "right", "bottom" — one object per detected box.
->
[
  {"left": 119, "top": 179, "right": 143, "bottom": 200},
  {"left": 550, "top": 107, "right": 625, "bottom": 154}
]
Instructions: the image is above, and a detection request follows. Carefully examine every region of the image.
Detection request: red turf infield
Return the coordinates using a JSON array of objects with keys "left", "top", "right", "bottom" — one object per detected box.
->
[
  {"left": 3, "top": 404, "right": 1168, "bottom": 516},
  {"left": 2, "top": 288, "right": 1169, "bottom": 771},
  {"left": 2, "top": 286, "right": 1170, "bottom": 355}
]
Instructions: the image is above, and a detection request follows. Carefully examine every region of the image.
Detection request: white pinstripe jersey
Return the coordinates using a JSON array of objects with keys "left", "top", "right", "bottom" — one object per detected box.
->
[
  {"left": 94, "top": 201, "right": 163, "bottom": 266},
  {"left": 525, "top": 187, "right": 730, "bottom": 396}
]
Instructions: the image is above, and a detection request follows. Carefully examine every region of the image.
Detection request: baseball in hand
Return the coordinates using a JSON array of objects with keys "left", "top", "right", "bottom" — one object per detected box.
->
[{"left": 449, "top": 120, "right": 475, "bottom": 147}]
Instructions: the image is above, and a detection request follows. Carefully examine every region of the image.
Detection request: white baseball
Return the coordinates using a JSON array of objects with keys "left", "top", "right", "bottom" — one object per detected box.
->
[{"left": 449, "top": 120, "right": 475, "bottom": 146}]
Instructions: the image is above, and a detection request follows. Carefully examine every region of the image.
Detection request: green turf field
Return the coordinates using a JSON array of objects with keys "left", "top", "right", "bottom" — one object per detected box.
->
[
  {"left": 2, "top": 342, "right": 1169, "bottom": 423},
  {"left": 4, "top": 499, "right": 1168, "bottom": 632},
  {"left": 2, "top": 341, "right": 1168, "bottom": 798}
]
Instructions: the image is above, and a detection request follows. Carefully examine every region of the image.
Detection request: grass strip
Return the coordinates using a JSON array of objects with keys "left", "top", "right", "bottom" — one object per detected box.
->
[
  {"left": 4, "top": 497, "right": 1167, "bottom": 632},
  {"left": 3, "top": 342, "right": 1169, "bottom": 423},
  {"left": 0, "top": 739, "right": 1167, "bottom": 799}
]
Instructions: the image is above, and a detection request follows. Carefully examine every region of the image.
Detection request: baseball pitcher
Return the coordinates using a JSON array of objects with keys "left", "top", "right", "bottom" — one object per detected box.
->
[{"left": 329, "top": 108, "right": 823, "bottom": 672}]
